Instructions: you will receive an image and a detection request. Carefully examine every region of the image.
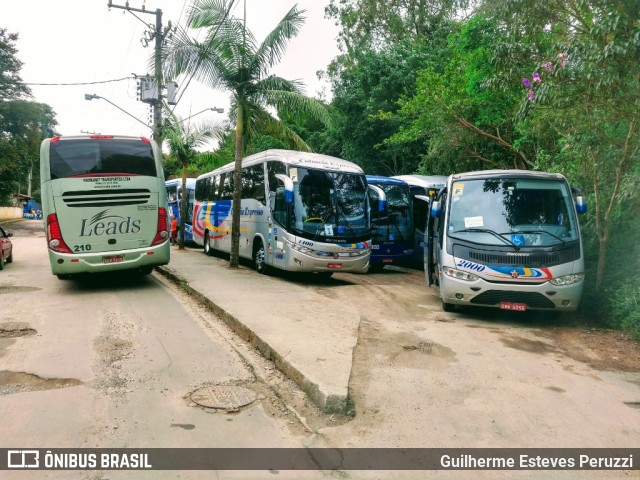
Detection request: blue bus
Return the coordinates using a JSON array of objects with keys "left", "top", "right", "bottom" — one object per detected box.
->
[
  {"left": 392, "top": 175, "right": 448, "bottom": 266},
  {"left": 366, "top": 175, "right": 414, "bottom": 271},
  {"left": 166, "top": 177, "right": 196, "bottom": 244}
]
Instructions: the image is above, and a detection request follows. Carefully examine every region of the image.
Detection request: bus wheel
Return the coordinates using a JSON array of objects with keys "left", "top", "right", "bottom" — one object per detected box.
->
[
  {"left": 204, "top": 231, "right": 212, "bottom": 256},
  {"left": 253, "top": 240, "right": 268, "bottom": 275},
  {"left": 57, "top": 274, "right": 70, "bottom": 280},
  {"left": 442, "top": 300, "right": 455, "bottom": 312},
  {"left": 0, "top": 254, "right": 4, "bottom": 270},
  {"left": 139, "top": 266, "right": 153, "bottom": 275}
]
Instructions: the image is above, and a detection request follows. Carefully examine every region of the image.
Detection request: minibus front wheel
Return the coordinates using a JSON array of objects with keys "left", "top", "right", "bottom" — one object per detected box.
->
[{"left": 442, "top": 300, "right": 456, "bottom": 313}]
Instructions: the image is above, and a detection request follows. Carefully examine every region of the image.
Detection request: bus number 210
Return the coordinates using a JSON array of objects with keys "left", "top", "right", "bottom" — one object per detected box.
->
[{"left": 73, "top": 244, "right": 92, "bottom": 252}]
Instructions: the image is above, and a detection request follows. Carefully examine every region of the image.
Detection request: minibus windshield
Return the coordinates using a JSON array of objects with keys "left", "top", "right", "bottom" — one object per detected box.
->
[{"left": 447, "top": 178, "right": 579, "bottom": 247}]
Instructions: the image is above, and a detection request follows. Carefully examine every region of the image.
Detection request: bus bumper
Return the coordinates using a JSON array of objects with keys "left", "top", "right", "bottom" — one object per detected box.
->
[
  {"left": 439, "top": 274, "right": 583, "bottom": 312},
  {"left": 48, "top": 242, "right": 170, "bottom": 275},
  {"left": 284, "top": 249, "right": 370, "bottom": 274}
]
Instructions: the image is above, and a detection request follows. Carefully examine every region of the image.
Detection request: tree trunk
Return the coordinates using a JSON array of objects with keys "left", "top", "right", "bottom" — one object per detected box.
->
[
  {"left": 595, "top": 230, "right": 609, "bottom": 292},
  {"left": 229, "top": 102, "right": 245, "bottom": 269}
]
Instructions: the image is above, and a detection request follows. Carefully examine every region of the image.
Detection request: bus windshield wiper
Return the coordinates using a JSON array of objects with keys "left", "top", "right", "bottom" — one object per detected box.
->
[
  {"left": 335, "top": 203, "right": 356, "bottom": 237},
  {"left": 513, "top": 229, "right": 566, "bottom": 244},
  {"left": 451, "top": 228, "right": 520, "bottom": 250}
]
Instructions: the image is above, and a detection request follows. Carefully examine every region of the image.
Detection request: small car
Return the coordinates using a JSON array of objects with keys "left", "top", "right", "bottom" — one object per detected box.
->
[{"left": 0, "top": 225, "right": 14, "bottom": 270}]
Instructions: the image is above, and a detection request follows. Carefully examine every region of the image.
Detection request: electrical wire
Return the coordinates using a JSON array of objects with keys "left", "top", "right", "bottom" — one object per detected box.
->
[{"left": 25, "top": 77, "right": 132, "bottom": 86}]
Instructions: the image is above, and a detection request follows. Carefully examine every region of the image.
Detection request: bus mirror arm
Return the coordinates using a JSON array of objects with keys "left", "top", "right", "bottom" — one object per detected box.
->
[
  {"left": 414, "top": 195, "right": 431, "bottom": 204},
  {"left": 368, "top": 185, "right": 387, "bottom": 212},
  {"left": 275, "top": 174, "right": 294, "bottom": 204}
]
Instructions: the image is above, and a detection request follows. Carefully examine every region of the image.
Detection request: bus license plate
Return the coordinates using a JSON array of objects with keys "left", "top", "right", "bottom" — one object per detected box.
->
[
  {"left": 500, "top": 302, "right": 527, "bottom": 312},
  {"left": 103, "top": 255, "right": 124, "bottom": 264},
  {"left": 327, "top": 263, "right": 343, "bottom": 269}
]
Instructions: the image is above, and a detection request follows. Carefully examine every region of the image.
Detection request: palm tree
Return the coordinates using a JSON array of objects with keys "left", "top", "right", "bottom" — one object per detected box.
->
[
  {"left": 163, "top": 0, "right": 332, "bottom": 268},
  {"left": 163, "top": 115, "right": 217, "bottom": 249}
]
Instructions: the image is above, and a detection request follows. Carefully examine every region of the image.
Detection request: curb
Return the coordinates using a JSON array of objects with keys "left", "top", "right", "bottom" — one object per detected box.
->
[{"left": 155, "top": 265, "right": 350, "bottom": 414}]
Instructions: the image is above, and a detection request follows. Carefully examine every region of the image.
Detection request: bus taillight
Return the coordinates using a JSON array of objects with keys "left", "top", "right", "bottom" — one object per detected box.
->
[
  {"left": 151, "top": 207, "right": 169, "bottom": 246},
  {"left": 46, "top": 213, "right": 72, "bottom": 254}
]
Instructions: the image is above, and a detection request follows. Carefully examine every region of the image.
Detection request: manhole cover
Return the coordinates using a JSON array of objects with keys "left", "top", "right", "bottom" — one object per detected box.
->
[{"left": 190, "top": 385, "right": 257, "bottom": 410}]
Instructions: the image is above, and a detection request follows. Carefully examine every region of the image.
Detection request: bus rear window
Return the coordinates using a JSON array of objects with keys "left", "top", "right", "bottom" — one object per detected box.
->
[{"left": 50, "top": 139, "right": 157, "bottom": 179}]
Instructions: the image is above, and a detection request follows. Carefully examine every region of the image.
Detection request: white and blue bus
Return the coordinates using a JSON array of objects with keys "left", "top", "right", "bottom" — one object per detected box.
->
[
  {"left": 392, "top": 174, "right": 448, "bottom": 266},
  {"left": 425, "top": 169, "right": 587, "bottom": 313},
  {"left": 193, "top": 149, "right": 377, "bottom": 275},
  {"left": 166, "top": 177, "right": 196, "bottom": 244},
  {"left": 40, "top": 135, "right": 170, "bottom": 278},
  {"left": 366, "top": 175, "right": 413, "bottom": 270}
]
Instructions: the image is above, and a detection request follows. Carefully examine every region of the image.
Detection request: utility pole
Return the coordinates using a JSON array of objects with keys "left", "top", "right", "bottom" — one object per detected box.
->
[{"left": 107, "top": 1, "right": 173, "bottom": 147}]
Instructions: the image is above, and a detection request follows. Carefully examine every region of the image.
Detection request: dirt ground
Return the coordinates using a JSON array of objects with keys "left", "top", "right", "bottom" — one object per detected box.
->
[{"left": 3, "top": 218, "right": 639, "bottom": 428}]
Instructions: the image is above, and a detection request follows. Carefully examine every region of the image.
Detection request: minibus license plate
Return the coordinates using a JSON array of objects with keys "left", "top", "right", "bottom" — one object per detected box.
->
[
  {"left": 500, "top": 302, "right": 527, "bottom": 312},
  {"left": 103, "top": 255, "right": 124, "bottom": 264}
]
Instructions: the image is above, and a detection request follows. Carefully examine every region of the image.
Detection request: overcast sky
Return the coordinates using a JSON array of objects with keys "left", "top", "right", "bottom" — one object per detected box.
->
[{"left": 4, "top": 0, "right": 339, "bottom": 143}]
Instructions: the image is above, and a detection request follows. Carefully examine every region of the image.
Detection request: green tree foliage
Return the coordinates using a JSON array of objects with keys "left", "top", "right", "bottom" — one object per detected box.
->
[
  {"left": 0, "top": 29, "right": 57, "bottom": 205},
  {"left": 329, "top": 38, "right": 448, "bottom": 175},
  {"left": 484, "top": 0, "right": 640, "bottom": 313},
  {"left": 326, "top": 0, "right": 475, "bottom": 54},
  {"left": 0, "top": 28, "right": 30, "bottom": 101},
  {"left": 163, "top": 0, "right": 332, "bottom": 268},
  {"left": 386, "top": 15, "right": 529, "bottom": 174}
]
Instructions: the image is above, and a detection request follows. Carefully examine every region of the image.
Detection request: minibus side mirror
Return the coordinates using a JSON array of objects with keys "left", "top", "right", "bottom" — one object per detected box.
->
[
  {"left": 430, "top": 200, "right": 441, "bottom": 218},
  {"left": 575, "top": 196, "right": 587, "bottom": 214}
]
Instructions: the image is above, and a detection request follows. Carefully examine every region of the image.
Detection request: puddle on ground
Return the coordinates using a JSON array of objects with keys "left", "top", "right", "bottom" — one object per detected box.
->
[
  {"left": 0, "top": 322, "right": 37, "bottom": 338},
  {"left": 393, "top": 340, "right": 457, "bottom": 370},
  {"left": 0, "top": 370, "right": 83, "bottom": 395},
  {"left": 0, "top": 286, "right": 42, "bottom": 294},
  {"left": 546, "top": 386, "right": 566, "bottom": 393},
  {"left": 171, "top": 423, "right": 196, "bottom": 430},
  {"left": 500, "top": 336, "right": 558, "bottom": 354}
]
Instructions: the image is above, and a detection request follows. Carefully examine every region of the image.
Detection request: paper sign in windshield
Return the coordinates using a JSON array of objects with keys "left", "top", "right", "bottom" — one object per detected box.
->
[{"left": 464, "top": 216, "right": 484, "bottom": 228}]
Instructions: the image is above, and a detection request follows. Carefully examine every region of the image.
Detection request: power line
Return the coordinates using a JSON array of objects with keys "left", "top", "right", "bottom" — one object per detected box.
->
[{"left": 25, "top": 77, "right": 132, "bottom": 86}]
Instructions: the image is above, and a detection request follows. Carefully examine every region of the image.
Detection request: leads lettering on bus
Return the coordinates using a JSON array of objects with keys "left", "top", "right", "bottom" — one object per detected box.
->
[
  {"left": 457, "top": 260, "right": 486, "bottom": 272},
  {"left": 80, "top": 216, "right": 142, "bottom": 237}
]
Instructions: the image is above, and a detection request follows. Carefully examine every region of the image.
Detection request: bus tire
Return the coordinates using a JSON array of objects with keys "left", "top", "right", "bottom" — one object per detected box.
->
[
  {"left": 57, "top": 274, "right": 70, "bottom": 280},
  {"left": 253, "top": 240, "right": 268, "bottom": 275},
  {"left": 139, "top": 266, "right": 153, "bottom": 275},
  {"left": 0, "top": 254, "right": 4, "bottom": 270},
  {"left": 204, "top": 231, "right": 212, "bottom": 256},
  {"left": 442, "top": 300, "right": 455, "bottom": 312}
]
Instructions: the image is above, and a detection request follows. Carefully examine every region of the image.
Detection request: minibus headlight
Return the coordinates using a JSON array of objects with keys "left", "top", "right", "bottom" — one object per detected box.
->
[
  {"left": 443, "top": 267, "right": 479, "bottom": 282},
  {"left": 550, "top": 273, "right": 584, "bottom": 286}
]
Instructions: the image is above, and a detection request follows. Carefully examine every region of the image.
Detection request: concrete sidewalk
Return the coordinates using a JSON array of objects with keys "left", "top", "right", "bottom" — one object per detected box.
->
[{"left": 156, "top": 246, "right": 360, "bottom": 414}]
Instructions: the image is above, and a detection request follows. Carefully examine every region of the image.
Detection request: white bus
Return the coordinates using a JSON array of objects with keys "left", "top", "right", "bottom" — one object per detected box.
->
[
  {"left": 425, "top": 170, "right": 587, "bottom": 313},
  {"left": 40, "top": 135, "right": 170, "bottom": 279},
  {"left": 193, "top": 149, "right": 375, "bottom": 275}
]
